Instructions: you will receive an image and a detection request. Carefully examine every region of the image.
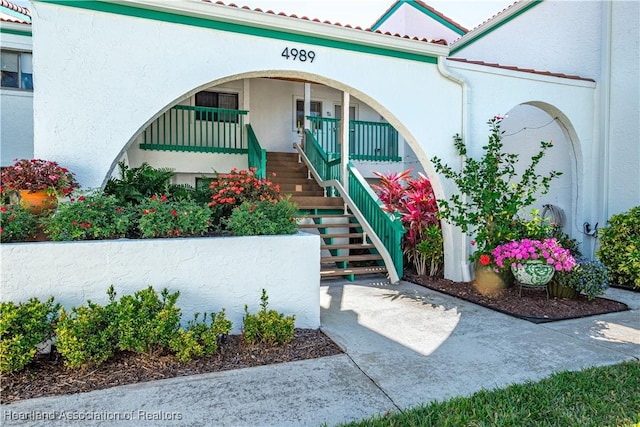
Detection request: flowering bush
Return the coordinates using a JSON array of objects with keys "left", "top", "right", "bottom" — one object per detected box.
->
[
  {"left": 0, "top": 204, "right": 38, "bottom": 242},
  {"left": 209, "top": 168, "right": 281, "bottom": 228},
  {"left": 0, "top": 159, "right": 79, "bottom": 196},
  {"left": 431, "top": 116, "right": 561, "bottom": 263},
  {"left": 372, "top": 168, "right": 441, "bottom": 276},
  {"left": 491, "top": 238, "right": 576, "bottom": 272},
  {"left": 137, "top": 195, "right": 211, "bottom": 238},
  {"left": 43, "top": 191, "right": 133, "bottom": 241},
  {"left": 228, "top": 199, "right": 298, "bottom": 236}
]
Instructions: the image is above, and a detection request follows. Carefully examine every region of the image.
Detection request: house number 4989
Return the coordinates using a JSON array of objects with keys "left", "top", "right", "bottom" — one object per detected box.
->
[{"left": 282, "top": 47, "right": 316, "bottom": 63}]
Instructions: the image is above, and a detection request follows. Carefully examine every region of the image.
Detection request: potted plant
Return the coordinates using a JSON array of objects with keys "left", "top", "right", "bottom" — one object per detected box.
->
[
  {"left": 1, "top": 159, "right": 79, "bottom": 213},
  {"left": 549, "top": 258, "right": 609, "bottom": 300},
  {"left": 431, "top": 116, "right": 562, "bottom": 295},
  {"left": 492, "top": 238, "right": 576, "bottom": 287}
]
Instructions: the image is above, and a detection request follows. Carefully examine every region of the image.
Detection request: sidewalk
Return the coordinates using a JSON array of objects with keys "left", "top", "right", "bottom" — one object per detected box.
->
[{"left": 2, "top": 279, "right": 638, "bottom": 427}]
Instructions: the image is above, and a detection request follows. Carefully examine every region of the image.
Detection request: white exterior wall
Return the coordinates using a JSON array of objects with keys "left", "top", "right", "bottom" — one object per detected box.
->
[
  {"left": 452, "top": 1, "right": 603, "bottom": 80},
  {"left": 1, "top": 233, "right": 320, "bottom": 333},
  {"left": 375, "top": 3, "right": 462, "bottom": 44},
  {"left": 604, "top": 1, "right": 640, "bottom": 216},
  {"left": 0, "top": 30, "right": 33, "bottom": 165}
]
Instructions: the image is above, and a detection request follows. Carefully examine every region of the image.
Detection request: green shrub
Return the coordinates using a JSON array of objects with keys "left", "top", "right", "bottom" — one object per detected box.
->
[
  {"left": 137, "top": 196, "right": 211, "bottom": 238},
  {"left": 0, "top": 297, "right": 60, "bottom": 373},
  {"left": 228, "top": 199, "right": 298, "bottom": 236},
  {"left": 243, "top": 289, "right": 295, "bottom": 345},
  {"left": 114, "top": 287, "right": 181, "bottom": 354},
  {"left": 0, "top": 204, "right": 38, "bottom": 242},
  {"left": 414, "top": 225, "right": 443, "bottom": 277},
  {"left": 55, "top": 291, "right": 119, "bottom": 369},
  {"left": 551, "top": 258, "right": 609, "bottom": 300},
  {"left": 169, "top": 310, "right": 232, "bottom": 362},
  {"left": 597, "top": 206, "right": 640, "bottom": 289},
  {"left": 43, "top": 191, "right": 133, "bottom": 241}
]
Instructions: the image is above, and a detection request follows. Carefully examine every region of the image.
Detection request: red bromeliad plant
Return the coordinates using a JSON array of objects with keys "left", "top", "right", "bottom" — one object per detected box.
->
[{"left": 372, "top": 168, "right": 442, "bottom": 276}]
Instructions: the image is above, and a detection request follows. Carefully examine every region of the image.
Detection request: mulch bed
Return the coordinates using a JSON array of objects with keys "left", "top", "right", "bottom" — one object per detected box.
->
[
  {"left": 405, "top": 274, "right": 629, "bottom": 323},
  {"left": 0, "top": 329, "right": 342, "bottom": 404}
]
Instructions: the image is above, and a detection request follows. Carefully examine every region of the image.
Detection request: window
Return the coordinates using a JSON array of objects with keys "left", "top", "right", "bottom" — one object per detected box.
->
[
  {"left": 295, "top": 100, "right": 322, "bottom": 130},
  {"left": 195, "top": 91, "right": 239, "bottom": 122},
  {"left": 1, "top": 51, "right": 33, "bottom": 90}
]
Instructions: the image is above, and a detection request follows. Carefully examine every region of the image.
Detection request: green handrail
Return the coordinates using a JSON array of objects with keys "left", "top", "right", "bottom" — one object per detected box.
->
[
  {"left": 347, "top": 163, "right": 405, "bottom": 276},
  {"left": 306, "top": 116, "right": 400, "bottom": 162},
  {"left": 141, "top": 105, "right": 248, "bottom": 153},
  {"left": 246, "top": 124, "right": 266, "bottom": 179},
  {"left": 304, "top": 129, "right": 341, "bottom": 182}
]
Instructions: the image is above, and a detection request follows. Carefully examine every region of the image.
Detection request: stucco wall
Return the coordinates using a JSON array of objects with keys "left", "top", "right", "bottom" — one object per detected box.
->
[{"left": 0, "top": 233, "right": 320, "bottom": 333}]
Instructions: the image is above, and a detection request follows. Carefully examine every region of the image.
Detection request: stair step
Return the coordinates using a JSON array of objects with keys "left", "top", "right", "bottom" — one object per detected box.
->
[
  {"left": 278, "top": 183, "right": 323, "bottom": 191},
  {"left": 321, "top": 254, "right": 383, "bottom": 263},
  {"left": 283, "top": 191, "right": 325, "bottom": 197},
  {"left": 299, "top": 222, "right": 362, "bottom": 229},
  {"left": 317, "top": 232, "right": 365, "bottom": 239},
  {"left": 321, "top": 243, "right": 375, "bottom": 250},
  {"left": 320, "top": 266, "right": 387, "bottom": 277},
  {"left": 270, "top": 170, "right": 309, "bottom": 178},
  {"left": 266, "top": 152, "right": 298, "bottom": 159},
  {"left": 303, "top": 214, "right": 354, "bottom": 219},
  {"left": 291, "top": 196, "right": 344, "bottom": 208}
]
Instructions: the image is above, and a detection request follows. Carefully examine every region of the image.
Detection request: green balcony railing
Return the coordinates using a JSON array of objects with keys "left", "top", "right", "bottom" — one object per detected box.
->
[
  {"left": 247, "top": 124, "right": 266, "bottom": 179},
  {"left": 347, "top": 163, "right": 405, "bottom": 276},
  {"left": 306, "top": 116, "right": 401, "bottom": 162},
  {"left": 141, "top": 105, "right": 248, "bottom": 154},
  {"left": 304, "top": 129, "right": 341, "bottom": 194}
]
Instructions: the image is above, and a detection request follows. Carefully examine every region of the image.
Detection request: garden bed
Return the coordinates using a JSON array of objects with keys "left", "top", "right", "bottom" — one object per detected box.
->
[
  {"left": 0, "top": 329, "right": 342, "bottom": 404},
  {"left": 405, "top": 274, "right": 629, "bottom": 323}
]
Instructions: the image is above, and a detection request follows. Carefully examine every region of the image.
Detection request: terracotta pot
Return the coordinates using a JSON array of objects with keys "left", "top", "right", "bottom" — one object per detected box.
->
[
  {"left": 547, "top": 280, "right": 578, "bottom": 299},
  {"left": 473, "top": 263, "right": 514, "bottom": 297},
  {"left": 19, "top": 190, "right": 57, "bottom": 214}
]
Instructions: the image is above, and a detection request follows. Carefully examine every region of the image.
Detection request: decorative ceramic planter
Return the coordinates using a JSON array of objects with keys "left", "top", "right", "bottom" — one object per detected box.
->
[
  {"left": 19, "top": 190, "right": 57, "bottom": 214},
  {"left": 547, "top": 280, "right": 578, "bottom": 299},
  {"left": 511, "top": 260, "right": 555, "bottom": 286}
]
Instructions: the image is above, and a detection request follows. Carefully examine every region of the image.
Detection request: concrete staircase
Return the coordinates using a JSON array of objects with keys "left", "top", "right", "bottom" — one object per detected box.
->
[{"left": 266, "top": 152, "right": 387, "bottom": 280}]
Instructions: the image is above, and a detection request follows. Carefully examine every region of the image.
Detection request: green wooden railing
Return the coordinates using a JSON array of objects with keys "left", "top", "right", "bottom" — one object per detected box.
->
[
  {"left": 304, "top": 129, "right": 341, "bottom": 184},
  {"left": 306, "top": 116, "right": 401, "bottom": 162},
  {"left": 347, "top": 163, "right": 405, "bottom": 276},
  {"left": 247, "top": 124, "right": 266, "bottom": 179},
  {"left": 141, "top": 105, "right": 248, "bottom": 153}
]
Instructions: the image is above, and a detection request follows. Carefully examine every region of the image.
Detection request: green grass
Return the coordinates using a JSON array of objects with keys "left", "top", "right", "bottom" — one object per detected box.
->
[{"left": 340, "top": 361, "right": 640, "bottom": 427}]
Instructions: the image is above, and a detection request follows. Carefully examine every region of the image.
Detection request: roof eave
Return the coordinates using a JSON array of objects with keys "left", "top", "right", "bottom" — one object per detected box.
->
[{"left": 0, "top": 19, "right": 32, "bottom": 35}]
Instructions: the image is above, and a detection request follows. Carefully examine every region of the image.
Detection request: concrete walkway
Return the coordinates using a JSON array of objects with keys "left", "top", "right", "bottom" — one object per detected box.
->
[{"left": 2, "top": 279, "right": 639, "bottom": 426}]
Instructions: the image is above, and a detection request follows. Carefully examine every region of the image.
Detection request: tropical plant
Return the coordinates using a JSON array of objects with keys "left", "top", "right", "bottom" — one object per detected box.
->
[
  {"left": 491, "top": 238, "right": 576, "bottom": 272},
  {"left": 227, "top": 198, "right": 299, "bottom": 236},
  {"left": 0, "top": 297, "right": 60, "bottom": 373},
  {"left": 597, "top": 206, "right": 640, "bottom": 289},
  {"left": 137, "top": 195, "right": 211, "bottom": 238},
  {"left": 42, "top": 190, "right": 133, "bottom": 241},
  {"left": 0, "top": 204, "right": 38, "bottom": 242},
  {"left": 0, "top": 158, "right": 79, "bottom": 196},
  {"left": 431, "top": 116, "right": 562, "bottom": 263},
  {"left": 372, "top": 169, "right": 441, "bottom": 276},
  {"left": 104, "top": 161, "right": 193, "bottom": 205}
]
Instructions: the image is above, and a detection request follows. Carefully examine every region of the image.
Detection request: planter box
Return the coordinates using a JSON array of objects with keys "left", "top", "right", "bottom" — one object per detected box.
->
[{"left": 0, "top": 232, "right": 320, "bottom": 333}]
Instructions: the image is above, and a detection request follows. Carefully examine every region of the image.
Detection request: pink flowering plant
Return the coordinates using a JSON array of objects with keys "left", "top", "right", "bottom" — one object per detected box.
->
[
  {"left": 492, "top": 238, "right": 576, "bottom": 272},
  {"left": 0, "top": 159, "right": 79, "bottom": 196}
]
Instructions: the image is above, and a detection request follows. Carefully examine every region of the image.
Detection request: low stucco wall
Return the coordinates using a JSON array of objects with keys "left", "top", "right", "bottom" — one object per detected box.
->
[{"left": 0, "top": 232, "right": 320, "bottom": 333}]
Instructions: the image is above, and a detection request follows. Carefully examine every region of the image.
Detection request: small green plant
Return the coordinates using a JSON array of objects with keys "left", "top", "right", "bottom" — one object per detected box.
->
[
  {"left": 169, "top": 310, "right": 232, "bottom": 362},
  {"left": 243, "top": 289, "right": 295, "bottom": 346},
  {"left": 597, "top": 206, "right": 640, "bottom": 289},
  {"left": 415, "top": 225, "right": 444, "bottom": 276},
  {"left": 137, "top": 195, "right": 211, "bottom": 238},
  {"left": 0, "top": 297, "right": 60, "bottom": 373},
  {"left": 42, "top": 190, "right": 133, "bottom": 241},
  {"left": 0, "top": 204, "right": 38, "bottom": 242},
  {"left": 114, "top": 286, "right": 181, "bottom": 354},
  {"left": 551, "top": 258, "right": 609, "bottom": 300},
  {"left": 228, "top": 198, "right": 298, "bottom": 236},
  {"left": 55, "top": 290, "right": 119, "bottom": 369},
  {"left": 104, "top": 162, "right": 189, "bottom": 205}
]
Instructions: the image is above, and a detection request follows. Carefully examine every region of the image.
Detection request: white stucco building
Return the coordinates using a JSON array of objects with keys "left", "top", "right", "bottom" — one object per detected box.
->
[{"left": 1, "top": 0, "right": 638, "bottom": 282}]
